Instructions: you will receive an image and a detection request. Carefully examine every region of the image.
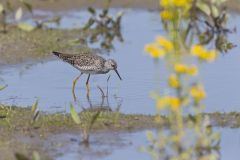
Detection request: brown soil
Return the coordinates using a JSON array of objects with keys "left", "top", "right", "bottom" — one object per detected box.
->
[{"left": 0, "top": 0, "right": 239, "bottom": 12}]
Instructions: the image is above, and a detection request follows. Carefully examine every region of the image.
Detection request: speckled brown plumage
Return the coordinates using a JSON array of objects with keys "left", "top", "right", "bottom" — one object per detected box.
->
[{"left": 53, "top": 51, "right": 107, "bottom": 74}]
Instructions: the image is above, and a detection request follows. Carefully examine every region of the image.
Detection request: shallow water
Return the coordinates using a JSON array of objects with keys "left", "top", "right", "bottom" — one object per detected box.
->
[
  {"left": 47, "top": 131, "right": 150, "bottom": 160},
  {"left": 42, "top": 128, "right": 240, "bottom": 160},
  {"left": 1, "top": 10, "right": 240, "bottom": 114}
]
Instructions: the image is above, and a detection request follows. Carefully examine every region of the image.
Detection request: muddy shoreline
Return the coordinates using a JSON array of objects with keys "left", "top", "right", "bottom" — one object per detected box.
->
[
  {"left": 1, "top": 104, "right": 240, "bottom": 159},
  {"left": 0, "top": 28, "right": 87, "bottom": 65},
  {"left": 1, "top": 0, "right": 239, "bottom": 12}
]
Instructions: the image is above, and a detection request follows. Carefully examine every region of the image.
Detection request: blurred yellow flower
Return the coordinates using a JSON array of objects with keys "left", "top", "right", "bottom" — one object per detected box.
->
[
  {"left": 157, "top": 96, "right": 170, "bottom": 110},
  {"left": 174, "top": 63, "right": 187, "bottom": 73},
  {"left": 160, "top": 0, "right": 191, "bottom": 8},
  {"left": 186, "top": 65, "right": 198, "bottom": 76},
  {"left": 173, "top": 0, "right": 191, "bottom": 7},
  {"left": 160, "top": 0, "right": 192, "bottom": 21},
  {"left": 156, "top": 36, "right": 174, "bottom": 51},
  {"left": 174, "top": 63, "right": 198, "bottom": 76},
  {"left": 170, "top": 97, "right": 181, "bottom": 111},
  {"left": 144, "top": 43, "right": 165, "bottom": 58},
  {"left": 157, "top": 96, "right": 181, "bottom": 111},
  {"left": 160, "top": 0, "right": 172, "bottom": 8},
  {"left": 190, "top": 85, "right": 206, "bottom": 102},
  {"left": 160, "top": 10, "right": 174, "bottom": 20},
  {"left": 191, "top": 45, "right": 217, "bottom": 62},
  {"left": 191, "top": 44, "right": 205, "bottom": 55},
  {"left": 168, "top": 74, "right": 180, "bottom": 88},
  {"left": 207, "top": 50, "right": 217, "bottom": 61}
]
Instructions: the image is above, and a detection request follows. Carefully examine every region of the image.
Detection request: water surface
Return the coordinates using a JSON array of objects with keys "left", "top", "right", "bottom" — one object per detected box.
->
[{"left": 0, "top": 10, "right": 240, "bottom": 114}]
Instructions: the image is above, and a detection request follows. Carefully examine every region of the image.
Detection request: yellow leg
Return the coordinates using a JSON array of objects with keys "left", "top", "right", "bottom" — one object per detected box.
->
[
  {"left": 86, "top": 83, "right": 90, "bottom": 97},
  {"left": 72, "top": 73, "right": 82, "bottom": 101},
  {"left": 86, "top": 74, "right": 90, "bottom": 97}
]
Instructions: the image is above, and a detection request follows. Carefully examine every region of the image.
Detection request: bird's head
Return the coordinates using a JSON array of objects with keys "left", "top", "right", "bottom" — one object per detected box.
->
[{"left": 104, "top": 59, "right": 122, "bottom": 80}]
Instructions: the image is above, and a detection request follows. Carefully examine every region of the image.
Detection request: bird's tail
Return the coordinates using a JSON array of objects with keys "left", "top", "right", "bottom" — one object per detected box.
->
[
  {"left": 52, "top": 51, "right": 62, "bottom": 57},
  {"left": 52, "top": 51, "right": 74, "bottom": 65}
]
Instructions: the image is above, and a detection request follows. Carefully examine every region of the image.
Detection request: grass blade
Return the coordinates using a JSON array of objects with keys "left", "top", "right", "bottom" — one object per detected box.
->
[
  {"left": 0, "top": 85, "right": 7, "bottom": 91},
  {"left": 70, "top": 103, "right": 80, "bottom": 124},
  {"left": 15, "top": 7, "right": 23, "bottom": 21},
  {"left": 31, "top": 100, "right": 38, "bottom": 113},
  {"left": 88, "top": 111, "right": 100, "bottom": 131},
  {"left": 32, "top": 151, "right": 40, "bottom": 160}
]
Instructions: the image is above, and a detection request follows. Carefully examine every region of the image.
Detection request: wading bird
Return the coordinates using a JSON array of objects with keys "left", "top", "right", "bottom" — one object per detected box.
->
[{"left": 52, "top": 51, "right": 122, "bottom": 99}]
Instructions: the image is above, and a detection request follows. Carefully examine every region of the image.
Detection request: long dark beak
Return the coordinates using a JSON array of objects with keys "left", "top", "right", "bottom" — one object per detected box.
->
[{"left": 114, "top": 69, "right": 122, "bottom": 80}]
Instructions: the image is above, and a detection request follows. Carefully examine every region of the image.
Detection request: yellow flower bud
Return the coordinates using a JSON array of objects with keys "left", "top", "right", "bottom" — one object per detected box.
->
[
  {"left": 174, "top": 63, "right": 187, "bottom": 73},
  {"left": 187, "top": 65, "right": 198, "bottom": 76},
  {"left": 190, "top": 85, "right": 206, "bottom": 102},
  {"left": 168, "top": 74, "right": 180, "bottom": 88},
  {"left": 191, "top": 45, "right": 217, "bottom": 62},
  {"left": 144, "top": 44, "right": 166, "bottom": 58},
  {"left": 160, "top": 10, "right": 175, "bottom": 20},
  {"left": 170, "top": 97, "right": 181, "bottom": 110},
  {"left": 157, "top": 96, "right": 170, "bottom": 110},
  {"left": 156, "top": 36, "right": 174, "bottom": 51}
]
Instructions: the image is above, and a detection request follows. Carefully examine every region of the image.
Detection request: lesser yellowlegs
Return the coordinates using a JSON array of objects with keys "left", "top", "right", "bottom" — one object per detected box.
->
[{"left": 52, "top": 51, "right": 122, "bottom": 98}]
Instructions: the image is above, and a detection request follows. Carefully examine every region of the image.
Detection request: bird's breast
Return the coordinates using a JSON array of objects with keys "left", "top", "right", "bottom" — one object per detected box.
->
[{"left": 76, "top": 65, "right": 109, "bottom": 74}]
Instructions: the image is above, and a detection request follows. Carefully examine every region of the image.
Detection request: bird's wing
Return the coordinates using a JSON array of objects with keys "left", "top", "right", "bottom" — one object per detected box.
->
[
  {"left": 55, "top": 53, "right": 78, "bottom": 66},
  {"left": 74, "top": 54, "right": 105, "bottom": 71},
  {"left": 53, "top": 51, "right": 106, "bottom": 71}
]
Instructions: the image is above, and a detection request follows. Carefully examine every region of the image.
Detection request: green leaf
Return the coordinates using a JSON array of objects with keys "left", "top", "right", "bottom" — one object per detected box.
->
[
  {"left": 21, "top": 0, "right": 32, "bottom": 13},
  {"left": 15, "top": 7, "right": 23, "bottom": 21},
  {"left": 197, "top": 2, "right": 211, "bottom": 16},
  {"left": 31, "top": 100, "right": 38, "bottom": 113},
  {"left": 70, "top": 103, "right": 80, "bottom": 124},
  {"left": 0, "top": 3, "right": 4, "bottom": 13},
  {"left": 82, "top": 18, "right": 94, "bottom": 30},
  {"left": 32, "top": 151, "right": 40, "bottom": 160},
  {"left": 15, "top": 152, "right": 30, "bottom": 160},
  {"left": 0, "top": 85, "right": 7, "bottom": 91},
  {"left": 102, "top": 9, "right": 108, "bottom": 17},
  {"left": 17, "top": 23, "right": 35, "bottom": 32},
  {"left": 88, "top": 7, "right": 96, "bottom": 15},
  {"left": 212, "top": 6, "right": 219, "bottom": 17},
  {"left": 212, "top": 0, "right": 226, "bottom": 5}
]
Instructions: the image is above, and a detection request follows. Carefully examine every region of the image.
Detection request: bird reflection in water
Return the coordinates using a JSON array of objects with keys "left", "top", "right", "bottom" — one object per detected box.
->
[{"left": 74, "top": 75, "right": 122, "bottom": 113}]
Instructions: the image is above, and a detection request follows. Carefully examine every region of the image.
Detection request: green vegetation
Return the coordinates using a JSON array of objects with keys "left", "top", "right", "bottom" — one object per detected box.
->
[
  {"left": 80, "top": 6, "right": 123, "bottom": 51},
  {"left": 1, "top": 104, "right": 240, "bottom": 135}
]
